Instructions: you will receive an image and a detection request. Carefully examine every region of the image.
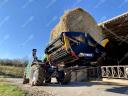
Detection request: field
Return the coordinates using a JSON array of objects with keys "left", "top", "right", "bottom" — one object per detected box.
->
[{"left": 0, "top": 65, "right": 24, "bottom": 78}]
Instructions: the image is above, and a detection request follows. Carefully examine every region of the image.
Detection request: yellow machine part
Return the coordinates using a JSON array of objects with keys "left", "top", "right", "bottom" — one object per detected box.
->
[
  {"left": 101, "top": 38, "right": 109, "bottom": 47},
  {"left": 63, "top": 34, "right": 71, "bottom": 51}
]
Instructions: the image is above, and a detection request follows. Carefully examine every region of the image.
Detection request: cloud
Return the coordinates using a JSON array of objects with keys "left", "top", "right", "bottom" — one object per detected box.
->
[
  {"left": 20, "top": 34, "right": 34, "bottom": 47},
  {"left": 21, "top": 0, "right": 35, "bottom": 8},
  {"left": 46, "top": 15, "right": 58, "bottom": 27},
  {"left": 0, "top": 16, "right": 10, "bottom": 27},
  {"left": 21, "top": 16, "right": 34, "bottom": 28},
  {"left": 45, "top": 0, "right": 57, "bottom": 8},
  {"left": 0, "top": 0, "right": 9, "bottom": 8},
  {"left": 94, "top": 0, "right": 106, "bottom": 8}
]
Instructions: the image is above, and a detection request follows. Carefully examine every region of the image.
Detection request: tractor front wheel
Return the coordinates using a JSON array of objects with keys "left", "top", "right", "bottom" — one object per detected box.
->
[{"left": 29, "top": 64, "right": 45, "bottom": 86}]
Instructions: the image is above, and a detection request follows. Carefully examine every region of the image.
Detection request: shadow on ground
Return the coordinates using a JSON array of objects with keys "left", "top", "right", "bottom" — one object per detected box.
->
[
  {"left": 47, "top": 81, "right": 127, "bottom": 87},
  {"left": 47, "top": 82, "right": 128, "bottom": 95},
  {"left": 106, "top": 86, "right": 128, "bottom": 95}
]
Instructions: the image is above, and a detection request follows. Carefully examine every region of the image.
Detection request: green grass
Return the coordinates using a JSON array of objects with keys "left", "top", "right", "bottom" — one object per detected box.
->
[{"left": 0, "top": 82, "right": 26, "bottom": 96}]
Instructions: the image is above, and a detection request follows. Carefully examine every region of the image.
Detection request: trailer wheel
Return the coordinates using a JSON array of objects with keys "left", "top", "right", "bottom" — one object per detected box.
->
[
  {"left": 63, "top": 70, "right": 71, "bottom": 84},
  {"left": 45, "top": 72, "right": 51, "bottom": 83},
  {"left": 45, "top": 78, "right": 51, "bottom": 83},
  {"left": 30, "top": 64, "right": 45, "bottom": 86},
  {"left": 57, "top": 70, "right": 71, "bottom": 85}
]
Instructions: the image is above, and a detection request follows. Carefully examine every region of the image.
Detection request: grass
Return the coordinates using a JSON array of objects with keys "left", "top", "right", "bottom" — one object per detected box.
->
[
  {"left": 0, "top": 65, "right": 24, "bottom": 78},
  {"left": 0, "top": 82, "right": 26, "bottom": 96}
]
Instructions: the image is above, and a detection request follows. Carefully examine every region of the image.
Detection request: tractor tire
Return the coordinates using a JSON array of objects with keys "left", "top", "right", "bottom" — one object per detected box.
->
[
  {"left": 57, "top": 70, "right": 71, "bottom": 85},
  {"left": 63, "top": 70, "right": 71, "bottom": 84},
  {"left": 45, "top": 78, "right": 51, "bottom": 83},
  {"left": 45, "top": 69, "right": 52, "bottom": 83},
  {"left": 29, "top": 64, "right": 45, "bottom": 86}
]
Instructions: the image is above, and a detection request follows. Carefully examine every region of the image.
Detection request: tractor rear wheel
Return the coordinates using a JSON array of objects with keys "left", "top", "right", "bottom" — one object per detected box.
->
[
  {"left": 57, "top": 70, "right": 71, "bottom": 85},
  {"left": 29, "top": 64, "right": 45, "bottom": 86}
]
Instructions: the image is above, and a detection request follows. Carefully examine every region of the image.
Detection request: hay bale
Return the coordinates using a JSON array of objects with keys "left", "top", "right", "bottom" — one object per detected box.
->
[{"left": 50, "top": 8, "right": 105, "bottom": 44}]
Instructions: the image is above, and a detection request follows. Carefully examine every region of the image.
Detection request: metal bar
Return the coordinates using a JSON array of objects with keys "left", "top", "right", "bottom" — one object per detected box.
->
[{"left": 101, "top": 65, "right": 128, "bottom": 79}]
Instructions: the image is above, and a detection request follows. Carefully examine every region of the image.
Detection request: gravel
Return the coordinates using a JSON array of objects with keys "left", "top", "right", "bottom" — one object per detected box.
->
[{"left": 3, "top": 78, "right": 128, "bottom": 96}]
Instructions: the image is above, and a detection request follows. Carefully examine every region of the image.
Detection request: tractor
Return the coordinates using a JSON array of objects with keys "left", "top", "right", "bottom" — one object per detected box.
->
[{"left": 23, "top": 32, "right": 105, "bottom": 86}]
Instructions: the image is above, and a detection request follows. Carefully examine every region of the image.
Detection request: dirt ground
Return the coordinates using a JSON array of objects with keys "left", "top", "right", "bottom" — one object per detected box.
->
[{"left": 3, "top": 78, "right": 128, "bottom": 96}]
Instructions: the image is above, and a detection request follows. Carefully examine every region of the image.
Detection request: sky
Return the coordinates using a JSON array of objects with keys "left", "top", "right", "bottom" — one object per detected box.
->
[{"left": 0, "top": 0, "right": 128, "bottom": 59}]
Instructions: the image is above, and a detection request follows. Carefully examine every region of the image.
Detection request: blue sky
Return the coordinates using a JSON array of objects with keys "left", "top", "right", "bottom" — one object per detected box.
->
[{"left": 0, "top": 0, "right": 128, "bottom": 59}]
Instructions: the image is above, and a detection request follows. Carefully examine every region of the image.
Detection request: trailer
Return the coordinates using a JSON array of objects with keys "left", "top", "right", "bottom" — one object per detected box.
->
[{"left": 23, "top": 8, "right": 128, "bottom": 86}]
